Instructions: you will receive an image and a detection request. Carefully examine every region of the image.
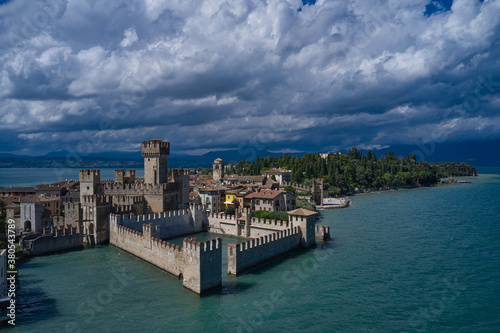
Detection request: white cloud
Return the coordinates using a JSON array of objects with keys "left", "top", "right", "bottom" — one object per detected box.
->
[
  {"left": 120, "top": 28, "right": 138, "bottom": 48},
  {"left": 0, "top": 0, "right": 499, "bottom": 155}
]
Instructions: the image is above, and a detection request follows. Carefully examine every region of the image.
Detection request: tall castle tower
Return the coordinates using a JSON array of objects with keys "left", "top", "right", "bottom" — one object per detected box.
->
[
  {"left": 213, "top": 158, "right": 224, "bottom": 181},
  {"left": 79, "top": 169, "right": 101, "bottom": 202},
  {"left": 142, "top": 139, "right": 170, "bottom": 185}
]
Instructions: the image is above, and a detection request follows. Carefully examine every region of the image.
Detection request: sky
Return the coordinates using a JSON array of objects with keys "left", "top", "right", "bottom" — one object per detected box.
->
[{"left": 0, "top": 0, "right": 499, "bottom": 159}]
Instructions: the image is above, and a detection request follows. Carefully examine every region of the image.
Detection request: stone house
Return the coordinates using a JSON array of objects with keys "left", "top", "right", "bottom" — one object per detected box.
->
[
  {"left": 20, "top": 196, "right": 52, "bottom": 233},
  {"left": 198, "top": 188, "right": 225, "bottom": 213},
  {"left": 244, "top": 189, "right": 296, "bottom": 212},
  {"left": 261, "top": 168, "right": 292, "bottom": 185}
]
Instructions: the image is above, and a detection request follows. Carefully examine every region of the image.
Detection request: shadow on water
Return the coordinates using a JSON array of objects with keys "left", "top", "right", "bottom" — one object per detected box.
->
[
  {"left": 240, "top": 248, "right": 308, "bottom": 277},
  {"left": 18, "top": 262, "right": 51, "bottom": 269},
  {"left": 238, "top": 240, "right": 337, "bottom": 277},
  {"left": 9, "top": 280, "right": 60, "bottom": 329},
  {"left": 219, "top": 281, "right": 256, "bottom": 296}
]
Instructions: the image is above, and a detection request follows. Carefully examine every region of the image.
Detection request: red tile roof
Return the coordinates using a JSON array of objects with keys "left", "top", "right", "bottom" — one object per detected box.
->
[{"left": 244, "top": 189, "right": 285, "bottom": 200}]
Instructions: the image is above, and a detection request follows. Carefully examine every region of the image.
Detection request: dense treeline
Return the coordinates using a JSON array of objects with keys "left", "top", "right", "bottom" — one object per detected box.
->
[{"left": 234, "top": 148, "right": 477, "bottom": 196}]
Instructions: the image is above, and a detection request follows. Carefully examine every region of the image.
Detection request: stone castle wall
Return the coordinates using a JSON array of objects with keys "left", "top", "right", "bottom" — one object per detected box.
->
[
  {"left": 29, "top": 226, "right": 83, "bottom": 256},
  {"left": 227, "top": 227, "right": 302, "bottom": 275},
  {"left": 247, "top": 217, "right": 291, "bottom": 237},
  {"left": 101, "top": 181, "right": 185, "bottom": 212},
  {"left": 205, "top": 213, "right": 239, "bottom": 236},
  {"left": 315, "top": 224, "right": 331, "bottom": 242},
  {"left": 109, "top": 221, "right": 222, "bottom": 295},
  {"left": 64, "top": 202, "right": 82, "bottom": 227},
  {"left": 205, "top": 213, "right": 291, "bottom": 238},
  {"left": 111, "top": 205, "right": 204, "bottom": 240}
]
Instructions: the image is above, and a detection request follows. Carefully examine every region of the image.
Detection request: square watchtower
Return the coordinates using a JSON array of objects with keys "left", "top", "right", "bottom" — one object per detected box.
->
[
  {"left": 142, "top": 139, "right": 170, "bottom": 185},
  {"left": 79, "top": 169, "right": 101, "bottom": 201}
]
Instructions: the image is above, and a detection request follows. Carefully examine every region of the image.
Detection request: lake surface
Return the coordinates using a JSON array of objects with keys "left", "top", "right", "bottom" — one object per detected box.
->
[
  {"left": 0, "top": 168, "right": 144, "bottom": 187},
  {"left": 3, "top": 167, "right": 500, "bottom": 332}
]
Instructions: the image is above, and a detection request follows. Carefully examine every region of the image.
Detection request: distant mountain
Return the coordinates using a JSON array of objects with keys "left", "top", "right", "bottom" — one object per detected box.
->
[
  {"left": 0, "top": 139, "right": 498, "bottom": 168},
  {"left": 0, "top": 153, "right": 32, "bottom": 158},
  {"left": 41, "top": 150, "right": 143, "bottom": 159},
  {"left": 370, "top": 140, "right": 500, "bottom": 166}
]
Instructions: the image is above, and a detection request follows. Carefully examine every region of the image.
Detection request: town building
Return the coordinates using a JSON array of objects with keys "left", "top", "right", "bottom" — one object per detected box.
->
[
  {"left": 198, "top": 187, "right": 225, "bottom": 213},
  {"left": 261, "top": 168, "right": 292, "bottom": 185},
  {"left": 0, "top": 187, "right": 36, "bottom": 197},
  {"left": 244, "top": 189, "right": 296, "bottom": 212},
  {"left": 213, "top": 158, "right": 224, "bottom": 181},
  {"left": 19, "top": 196, "right": 53, "bottom": 233},
  {"left": 35, "top": 184, "right": 66, "bottom": 198},
  {"left": 225, "top": 189, "right": 241, "bottom": 208}
]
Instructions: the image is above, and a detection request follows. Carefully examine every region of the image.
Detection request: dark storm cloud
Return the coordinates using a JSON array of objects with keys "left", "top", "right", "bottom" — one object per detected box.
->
[{"left": 0, "top": 0, "right": 499, "bottom": 156}]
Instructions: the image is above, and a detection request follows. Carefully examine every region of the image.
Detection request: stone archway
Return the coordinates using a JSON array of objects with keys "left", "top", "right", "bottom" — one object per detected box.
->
[
  {"left": 24, "top": 220, "right": 31, "bottom": 231},
  {"left": 88, "top": 222, "right": 94, "bottom": 235}
]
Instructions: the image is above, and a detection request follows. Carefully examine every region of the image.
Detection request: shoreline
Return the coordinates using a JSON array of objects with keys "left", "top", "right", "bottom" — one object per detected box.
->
[{"left": 317, "top": 178, "right": 475, "bottom": 211}]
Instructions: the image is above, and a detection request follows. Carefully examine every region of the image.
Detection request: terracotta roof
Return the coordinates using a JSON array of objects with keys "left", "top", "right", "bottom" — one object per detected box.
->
[
  {"left": 236, "top": 175, "right": 265, "bottom": 183},
  {"left": 62, "top": 181, "right": 79, "bottom": 188},
  {"left": 35, "top": 180, "right": 66, "bottom": 187},
  {"left": 1, "top": 196, "right": 20, "bottom": 206},
  {"left": 21, "top": 195, "right": 61, "bottom": 203},
  {"left": 287, "top": 208, "right": 318, "bottom": 216},
  {"left": 262, "top": 169, "right": 292, "bottom": 174},
  {"left": 20, "top": 195, "right": 42, "bottom": 203},
  {"left": 244, "top": 190, "right": 284, "bottom": 200},
  {"left": 262, "top": 179, "right": 278, "bottom": 189},
  {"left": 0, "top": 186, "right": 36, "bottom": 192},
  {"left": 35, "top": 185, "right": 63, "bottom": 191}
]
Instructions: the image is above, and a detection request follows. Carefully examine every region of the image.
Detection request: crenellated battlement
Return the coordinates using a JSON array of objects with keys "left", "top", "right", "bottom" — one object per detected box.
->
[
  {"left": 189, "top": 203, "right": 205, "bottom": 211},
  {"left": 183, "top": 237, "right": 221, "bottom": 255},
  {"left": 114, "top": 208, "right": 192, "bottom": 225},
  {"left": 28, "top": 224, "right": 83, "bottom": 256},
  {"left": 208, "top": 212, "right": 238, "bottom": 222},
  {"left": 151, "top": 236, "right": 182, "bottom": 253},
  {"left": 315, "top": 224, "right": 331, "bottom": 241},
  {"left": 172, "top": 169, "right": 190, "bottom": 176},
  {"left": 113, "top": 195, "right": 143, "bottom": 205},
  {"left": 115, "top": 169, "right": 136, "bottom": 184},
  {"left": 64, "top": 202, "right": 80, "bottom": 209},
  {"left": 229, "top": 227, "right": 299, "bottom": 252},
  {"left": 227, "top": 227, "right": 302, "bottom": 275},
  {"left": 281, "top": 181, "right": 312, "bottom": 191},
  {"left": 103, "top": 181, "right": 172, "bottom": 192},
  {"left": 250, "top": 217, "right": 290, "bottom": 229},
  {"left": 116, "top": 224, "right": 143, "bottom": 238},
  {"left": 43, "top": 224, "right": 81, "bottom": 236},
  {"left": 79, "top": 169, "right": 100, "bottom": 176},
  {"left": 142, "top": 140, "right": 170, "bottom": 156},
  {"left": 81, "top": 194, "right": 112, "bottom": 205},
  {"left": 79, "top": 169, "right": 101, "bottom": 182}
]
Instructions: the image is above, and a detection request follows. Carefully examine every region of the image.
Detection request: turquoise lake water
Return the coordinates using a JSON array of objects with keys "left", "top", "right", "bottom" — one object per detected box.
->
[
  {"left": 2, "top": 167, "right": 500, "bottom": 332},
  {"left": 0, "top": 168, "right": 144, "bottom": 187}
]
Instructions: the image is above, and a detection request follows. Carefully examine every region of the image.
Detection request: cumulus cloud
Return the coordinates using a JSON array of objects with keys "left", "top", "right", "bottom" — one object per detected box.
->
[
  {"left": 0, "top": 0, "right": 499, "bottom": 156},
  {"left": 120, "top": 28, "right": 138, "bottom": 48}
]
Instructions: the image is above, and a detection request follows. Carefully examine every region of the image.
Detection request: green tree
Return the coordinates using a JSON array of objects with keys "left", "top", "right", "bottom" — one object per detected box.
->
[{"left": 284, "top": 186, "right": 296, "bottom": 195}]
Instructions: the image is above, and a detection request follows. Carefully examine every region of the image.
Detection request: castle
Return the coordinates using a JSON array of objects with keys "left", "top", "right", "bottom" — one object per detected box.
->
[
  {"left": 28, "top": 139, "right": 330, "bottom": 295},
  {"left": 66, "top": 139, "right": 190, "bottom": 245}
]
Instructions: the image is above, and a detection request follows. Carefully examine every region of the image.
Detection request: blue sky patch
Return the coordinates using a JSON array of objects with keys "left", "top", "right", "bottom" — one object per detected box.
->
[{"left": 424, "top": 0, "right": 453, "bottom": 16}]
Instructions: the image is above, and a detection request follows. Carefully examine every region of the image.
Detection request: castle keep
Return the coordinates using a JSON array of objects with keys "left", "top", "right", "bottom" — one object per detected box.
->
[{"left": 68, "top": 139, "right": 190, "bottom": 245}]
